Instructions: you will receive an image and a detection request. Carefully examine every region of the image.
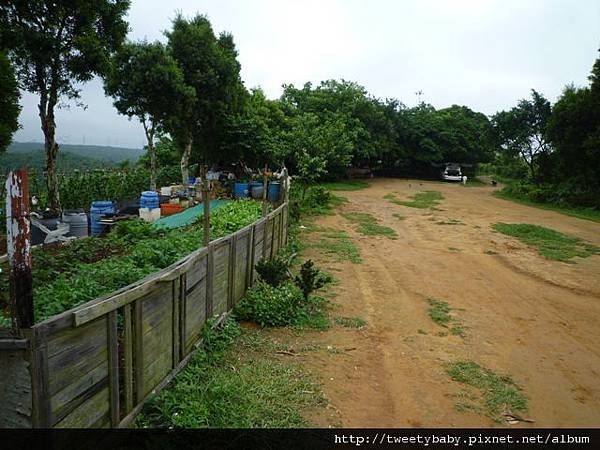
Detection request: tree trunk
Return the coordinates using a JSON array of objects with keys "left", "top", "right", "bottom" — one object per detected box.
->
[
  {"left": 42, "top": 112, "right": 60, "bottom": 213},
  {"left": 148, "top": 140, "right": 157, "bottom": 191},
  {"left": 180, "top": 135, "right": 192, "bottom": 186}
]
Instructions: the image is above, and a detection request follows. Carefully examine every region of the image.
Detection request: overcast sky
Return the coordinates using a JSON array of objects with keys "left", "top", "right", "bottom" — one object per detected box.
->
[{"left": 13, "top": 0, "right": 600, "bottom": 148}]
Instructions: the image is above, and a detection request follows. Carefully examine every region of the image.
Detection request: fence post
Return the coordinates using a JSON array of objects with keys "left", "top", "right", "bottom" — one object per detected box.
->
[
  {"left": 5, "top": 169, "right": 34, "bottom": 330},
  {"left": 261, "top": 165, "right": 268, "bottom": 218},
  {"left": 201, "top": 166, "right": 210, "bottom": 247}
]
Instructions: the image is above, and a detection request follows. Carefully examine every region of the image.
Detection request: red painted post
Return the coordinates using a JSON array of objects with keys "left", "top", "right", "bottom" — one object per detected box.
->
[{"left": 5, "top": 169, "right": 34, "bottom": 329}]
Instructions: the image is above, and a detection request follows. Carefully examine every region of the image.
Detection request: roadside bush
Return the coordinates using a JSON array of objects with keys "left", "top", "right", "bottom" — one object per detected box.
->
[
  {"left": 294, "top": 259, "right": 331, "bottom": 300},
  {"left": 255, "top": 256, "right": 290, "bottom": 286},
  {"left": 234, "top": 281, "right": 304, "bottom": 327}
]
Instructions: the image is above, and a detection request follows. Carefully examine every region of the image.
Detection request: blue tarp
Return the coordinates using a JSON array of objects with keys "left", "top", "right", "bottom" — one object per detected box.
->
[{"left": 153, "top": 199, "right": 230, "bottom": 229}]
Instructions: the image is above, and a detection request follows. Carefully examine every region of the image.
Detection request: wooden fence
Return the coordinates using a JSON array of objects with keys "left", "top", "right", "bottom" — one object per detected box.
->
[{"left": 0, "top": 202, "right": 288, "bottom": 428}]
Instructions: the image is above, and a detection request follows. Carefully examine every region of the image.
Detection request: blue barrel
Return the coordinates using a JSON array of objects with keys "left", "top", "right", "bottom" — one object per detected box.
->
[
  {"left": 268, "top": 181, "right": 281, "bottom": 202},
  {"left": 250, "top": 181, "right": 264, "bottom": 199},
  {"left": 140, "top": 191, "right": 159, "bottom": 209},
  {"left": 188, "top": 176, "right": 196, "bottom": 185},
  {"left": 90, "top": 201, "right": 115, "bottom": 236},
  {"left": 234, "top": 182, "right": 250, "bottom": 199}
]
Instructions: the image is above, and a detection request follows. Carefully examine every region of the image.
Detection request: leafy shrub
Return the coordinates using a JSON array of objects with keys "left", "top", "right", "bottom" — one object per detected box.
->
[
  {"left": 234, "top": 281, "right": 304, "bottom": 327},
  {"left": 294, "top": 259, "right": 331, "bottom": 300},
  {"left": 255, "top": 256, "right": 290, "bottom": 286}
]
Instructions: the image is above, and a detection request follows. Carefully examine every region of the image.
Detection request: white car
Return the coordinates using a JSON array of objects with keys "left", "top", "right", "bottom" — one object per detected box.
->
[{"left": 442, "top": 165, "right": 463, "bottom": 182}]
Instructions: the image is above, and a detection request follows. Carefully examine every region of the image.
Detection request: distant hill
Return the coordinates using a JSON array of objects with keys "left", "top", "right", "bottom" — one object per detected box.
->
[
  {"left": 7, "top": 142, "right": 145, "bottom": 163},
  {"left": 0, "top": 149, "right": 111, "bottom": 175}
]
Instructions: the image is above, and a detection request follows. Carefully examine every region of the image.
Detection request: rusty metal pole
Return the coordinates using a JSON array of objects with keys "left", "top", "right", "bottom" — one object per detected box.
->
[
  {"left": 201, "top": 165, "right": 210, "bottom": 247},
  {"left": 5, "top": 169, "right": 34, "bottom": 329},
  {"left": 261, "top": 165, "right": 268, "bottom": 218}
]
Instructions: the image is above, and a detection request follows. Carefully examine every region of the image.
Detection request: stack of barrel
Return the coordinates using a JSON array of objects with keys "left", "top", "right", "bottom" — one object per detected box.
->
[{"left": 139, "top": 191, "right": 161, "bottom": 222}]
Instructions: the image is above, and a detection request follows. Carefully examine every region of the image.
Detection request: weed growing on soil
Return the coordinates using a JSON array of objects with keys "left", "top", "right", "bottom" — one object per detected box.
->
[
  {"left": 341, "top": 212, "right": 397, "bottom": 239},
  {"left": 427, "top": 298, "right": 465, "bottom": 337},
  {"left": 446, "top": 361, "right": 527, "bottom": 422},
  {"left": 436, "top": 219, "right": 464, "bottom": 225},
  {"left": 484, "top": 250, "right": 498, "bottom": 255},
  {"left": 255, "top": 256, "right": 290, "bottom": 286},
  {"left": 492, "top": 223, "right": 599, "bottom": 262},
  {"left": 392, "top": 213, "right": 406, "bottom": 220},
  {"left": 335, "top": 316, "right": 367, "bottom": 328},
  {"left": 137, "top": 319, "right": 325, "bottom": 427},
  {"left": 313, "top": 231, "right": 362, "bottom": 263},
  {"left": 386, "top": 191, "right": 444, "bottom": 209},
  {"left": 448, "top": 247, "right": 461, "bottom": 252}
]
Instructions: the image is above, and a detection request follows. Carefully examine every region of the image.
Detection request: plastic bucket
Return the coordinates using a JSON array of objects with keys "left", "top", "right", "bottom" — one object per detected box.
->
[
  {"left": 140, "top": 191, "right": 159, "bottom": 209},
  {"left": 267, "top": 182, "right": 281, "bottom": 202},
  {"left": 62, "top": 209, "right": 89, "bottom": 238},
  {"left": 250, "top": 181, "right": 264, "bottom": 199},
  {"left": 234, "top": 182, "right": 250, "bottom": 199},
  {"left": 90, "top": 201, "right": 115, "bottom": 236}
]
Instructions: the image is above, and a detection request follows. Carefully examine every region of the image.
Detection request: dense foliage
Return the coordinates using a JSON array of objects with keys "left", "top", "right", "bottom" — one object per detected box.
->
[{"left": 0, "top": 51, "right": 20, "bottom": 152}]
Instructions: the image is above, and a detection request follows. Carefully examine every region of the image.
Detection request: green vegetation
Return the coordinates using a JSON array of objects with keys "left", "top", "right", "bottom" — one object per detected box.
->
[
  {"left": 436, "top": 218, "right": 464, "bottom": 225},
  {"left": 446, "top": 361, "right": 528, "bottom": 422},
  {"left": 255, "top": 256, "right": 291, "bottom": 287},
  {"left": 335, "top": 316, "right": 367, "bottom": 328},
  {"left": 137, "top": 319, "right": 324, "bottom": 427},
  {"left": 492, "top": 223, "right": 599, "bottom": 262},
  {"left": 0, "top": 201, "right": 262, "bottom": 325},
  {"left": 341, "top": 212, "right": 397, "bottom": 239},
  {"left": 427, "top": 298, "right": 465, "bottom": 337},
  {"left": 0, "top": 51, "right": 20, "bottom": 152},
  {"left": 484, "top": 250, "right": 498, "bottom": 255},
  {"left": 392, "top": 213, "right": 406, "bottom": 220},
  {"left": 322, "top": 180, "right": 370, "bottom": 191},
  {"left": 7, "top": 142, "right": 144, "bottom": 163},
  {"left": 494, "top": 187, "right": 600, "bottom": 223},
  {"left": 312, "top": 231, "right": 362, "bottom": 263},
  {"left": 389, "top": 191, "right": 444, "bottom": 209}
]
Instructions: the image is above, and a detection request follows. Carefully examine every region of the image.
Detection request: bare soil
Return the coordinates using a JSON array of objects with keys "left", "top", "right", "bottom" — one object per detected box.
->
[{"left": 279, "top": 178, "right": 600, "bottom": 427}]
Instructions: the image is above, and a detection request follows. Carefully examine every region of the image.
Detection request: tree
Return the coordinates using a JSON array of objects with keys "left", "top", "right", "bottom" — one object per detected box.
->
[
  {"left": 0, "top": 51, "right": 20, "bottom": 152},
  {"left": 546, "top": 52, "right": 600, "bottom": 202},
  {"left": 0, "top": 0, "right": 130, "bottom": 211},
  {"left": 166, "top": 14, "right": 245, "bottom": 184},
  {"left": 491, "top": 90, "right": 551, "bottom": 181},
  {"left": 104, "top": 41, "right": 195, "bottom": 190}
]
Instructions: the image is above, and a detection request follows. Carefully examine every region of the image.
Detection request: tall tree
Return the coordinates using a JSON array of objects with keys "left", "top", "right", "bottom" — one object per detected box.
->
[
  {"left": 491, "top": 90, "right": 551, "bottom": 180},
  {"left": 166, "top": 14, "right": 245, "bottom": 184},
  {"left": 0, "top": 51, "right": 20, "bottom": 152},
  {"left": 0, "top": 0, "right": 130, "bottom": 211},
  {"left": 104, "top": 41, "right": 195, "bottom": 190}
]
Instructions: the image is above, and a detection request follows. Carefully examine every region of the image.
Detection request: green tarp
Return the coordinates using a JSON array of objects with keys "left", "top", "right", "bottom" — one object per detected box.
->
[{"left": 153, "top": 199, "right": 230, "bottom": 229}]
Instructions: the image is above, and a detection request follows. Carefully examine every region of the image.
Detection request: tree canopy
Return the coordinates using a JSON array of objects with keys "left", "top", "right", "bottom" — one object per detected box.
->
[{"left": 0, "top": 51, "right": 20, "bottom": 152}]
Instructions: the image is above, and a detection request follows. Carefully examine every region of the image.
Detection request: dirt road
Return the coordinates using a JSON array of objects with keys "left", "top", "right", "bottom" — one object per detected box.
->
[{"left": 298, "top": 178, "right": 600, "bottom": 427}]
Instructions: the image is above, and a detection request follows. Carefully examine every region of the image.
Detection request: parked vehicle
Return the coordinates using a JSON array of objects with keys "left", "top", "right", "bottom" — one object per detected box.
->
[{"left": 442, "top": 163, "right": 463, "bottom": 182}]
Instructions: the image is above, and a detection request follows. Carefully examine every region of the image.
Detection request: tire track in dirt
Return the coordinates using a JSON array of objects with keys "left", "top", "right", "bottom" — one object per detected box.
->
[{"left": 300, "top": 178, "right": 600, "bottom": 427}]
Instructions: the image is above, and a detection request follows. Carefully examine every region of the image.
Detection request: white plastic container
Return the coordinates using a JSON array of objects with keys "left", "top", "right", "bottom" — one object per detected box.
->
[
  {"left": 139, "top": 207, "right": 161, "bottom": 223},
  {"left": 160, "top": 186, "right": 172, "bottom": 196}
]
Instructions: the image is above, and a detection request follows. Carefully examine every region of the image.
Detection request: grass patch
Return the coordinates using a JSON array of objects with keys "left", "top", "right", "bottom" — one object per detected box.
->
[
  {"left": 388, "top": 191, "right": 444, "bottom": 209},
  {"left": 341, "top": 212, "right": 397, "bottom": 239},
  {"left": 436, "top": 219, "right": 464, "bottom": 225},
  {"left": 462, "top": 177, "right": 486, "bottom": 187},
  {"left": 427, "top": 298, "right": 465, "bottom": 337},
  {"left": 492, "top": 223, "right": 599, "bottom": 262},
  {"left": 484, "top": 250, "right": 498, "bottom": 255},
  {"left": 312, "top": 230, "right": 362, "bottom": 263},
  {"left": 494, "top": 189, "right": 600, "bottom": 223},
  {"left": 334, "top": 316, "right": 367, "bottom": 328},
  {"left": 392, "top": 213, "right": 406, "bottom": 220},
  {"left": 321, "top": 180, "right": 370, "bottom": 191},
  {"left": 137, "top": 319, "right": 325, "bottom": 428},
  {"left": 446, "top": 361, "right": 527, "bottom": 422}
]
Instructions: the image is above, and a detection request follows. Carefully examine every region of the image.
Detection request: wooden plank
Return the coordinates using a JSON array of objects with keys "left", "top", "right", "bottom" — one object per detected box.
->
[
  {"left": 123, "top": 303, "right": 133, "bottom": 414},
  {"left": 177, "top": 274, "right": 185, "bottom": 362},
  {"left": 29, "top": 327, "right": 51, "bottom": 427},
  {"left": 246, "top": 225, "right": 255, "bottom": 289},
  {"left": 54, "top": 385, "right": 110, "bottom": 428},
  {"left": 228, "top": 233, "right": 236, "bottom": 310},
  {"left": 173, "top": 277, "right": 181, "bottom": 368},
  {"left": 107, "top": 310, "right": 119, "bottom": 427},
  {"left": 206, "top": 245, "right": 214, "bottom": 319},
  {"left": 134, "top": 299, "right": 143, "bottom": 404},
  {"left": 72, "top": 247, "right": 209, "bottom": 327},
  {"left": 184, "top": 278, "right": 206, "bottom": 353}
]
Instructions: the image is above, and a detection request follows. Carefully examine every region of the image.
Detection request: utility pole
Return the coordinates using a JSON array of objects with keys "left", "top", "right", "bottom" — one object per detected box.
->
[
  {"left": 201, "top": 165, "right": 211, "bottom": 247},
  {"left": 5, "top": 169, "right": 34, "bottom": 329}
]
